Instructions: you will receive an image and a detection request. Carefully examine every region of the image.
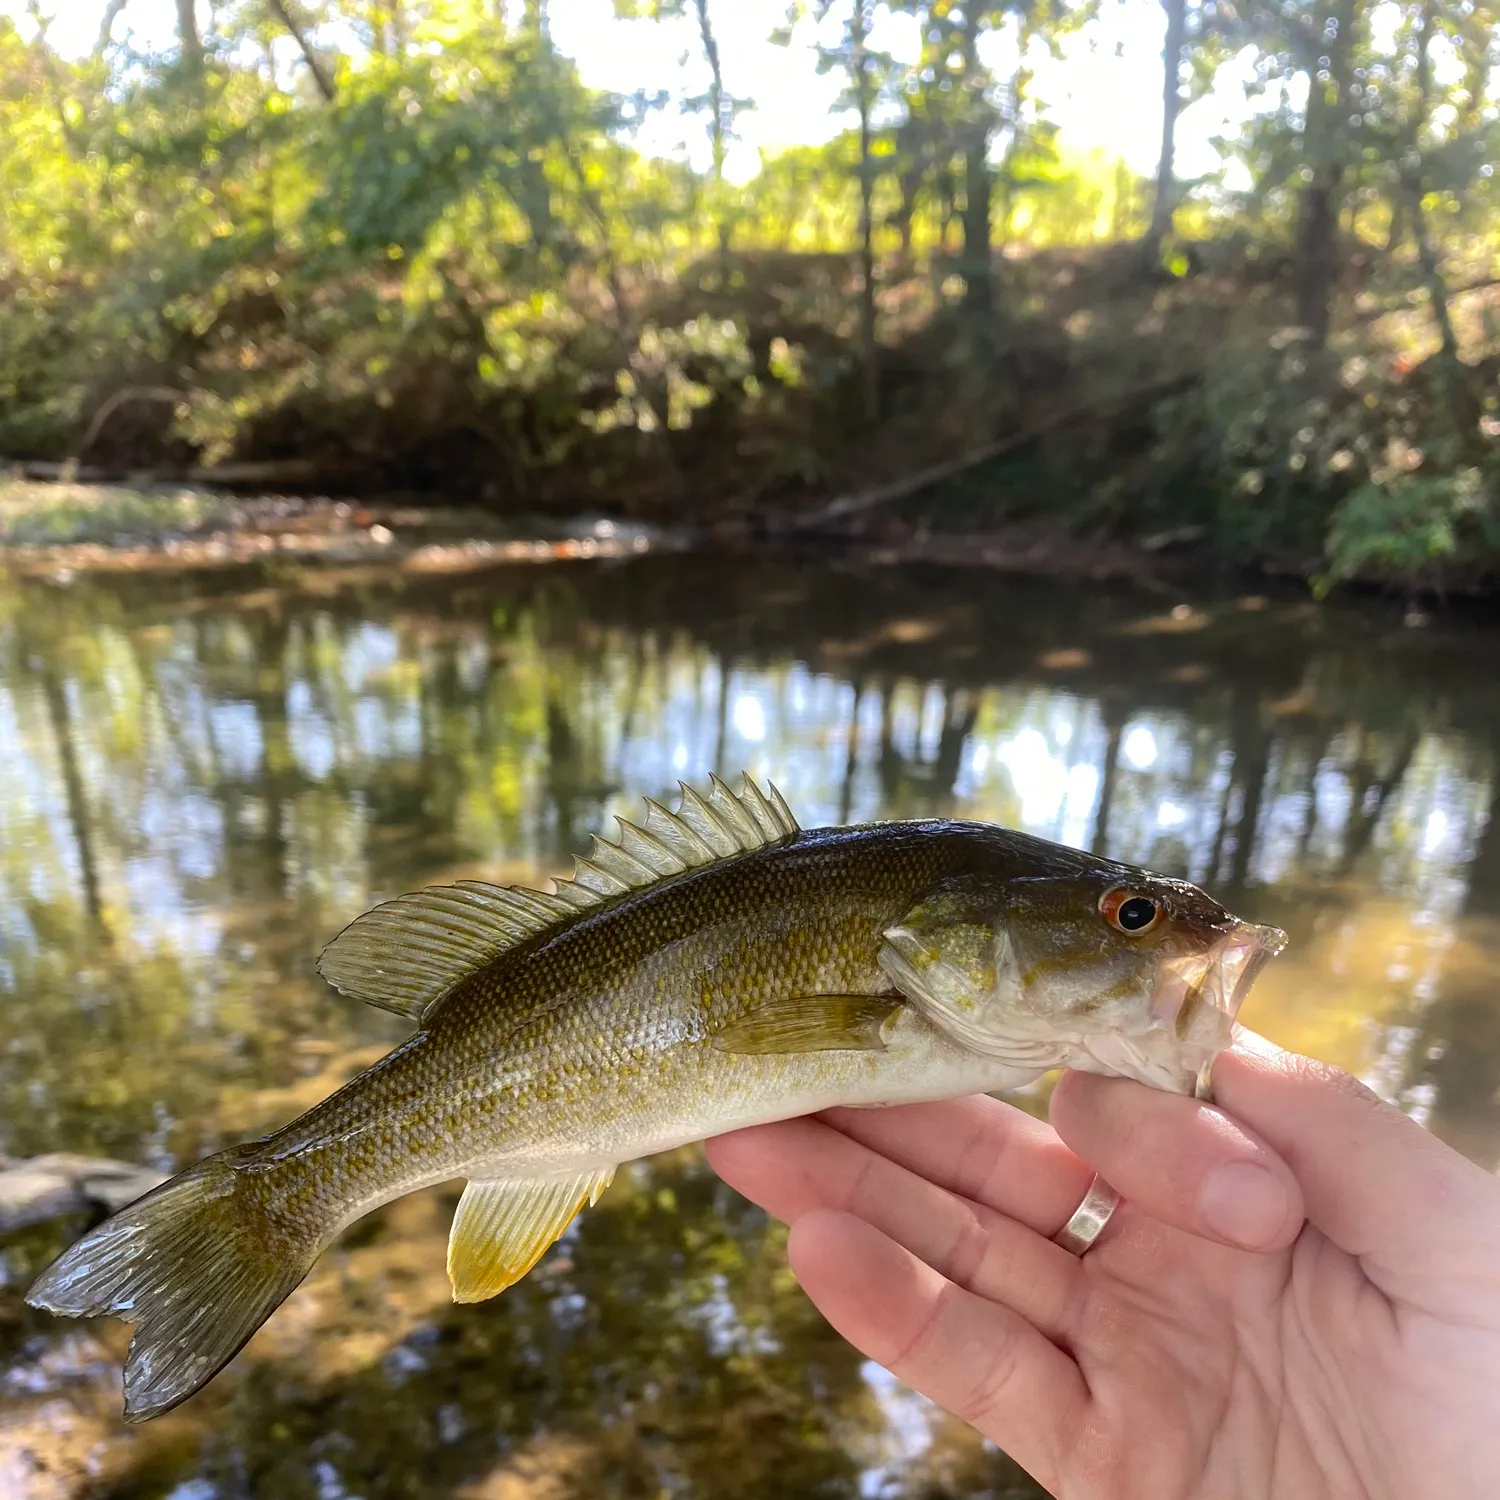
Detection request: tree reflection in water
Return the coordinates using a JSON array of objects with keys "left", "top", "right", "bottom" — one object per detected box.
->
[{"left": 1, "top": 556, "right": 1497, "bottom": 1498}]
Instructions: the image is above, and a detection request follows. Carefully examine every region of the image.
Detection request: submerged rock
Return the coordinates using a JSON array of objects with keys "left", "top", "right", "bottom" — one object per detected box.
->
[{"left": 0, "top": 1154, "right": 166, "bottom": 1234}]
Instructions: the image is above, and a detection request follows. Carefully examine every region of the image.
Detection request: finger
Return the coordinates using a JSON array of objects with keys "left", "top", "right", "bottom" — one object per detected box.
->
[
  {"left": 707, "top": 1116, "right": 1084, "bottom": 1341},
  {"left": 787, "top": 1209, "right": 1086, "bottom": 1494},
  {"left": 1210, "top": 1032, "right": 1500, "bottom": 1303},
  {"left": 813, "top": 1094, "right": 1096, "bottom": 1237},
  {"left": 1049, "top": 1070, "right": 1305, "bottom": 1252}
]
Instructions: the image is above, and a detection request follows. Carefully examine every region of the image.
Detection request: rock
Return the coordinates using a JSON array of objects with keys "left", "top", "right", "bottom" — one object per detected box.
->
[{"left": 0, "top": 1154, "right": 167, "bottom": 1234}]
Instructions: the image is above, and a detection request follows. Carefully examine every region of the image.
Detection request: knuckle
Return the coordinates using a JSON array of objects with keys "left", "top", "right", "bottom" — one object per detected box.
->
[
  {"left": 960, "top": 1099, "right": 1051, "bottom": 1207},
  {"left": 884, "top": 1294, "right": 945, "bottom": 1379},
  {"left": 940, "top": 1205, "right": 991, "bottom": 1290},
  {"left": 841, "top": 1147, "right": 882, "bottom": 1219},
  {"left": 953, "top": 1105, "right": 1016, "bottom": 1200}
]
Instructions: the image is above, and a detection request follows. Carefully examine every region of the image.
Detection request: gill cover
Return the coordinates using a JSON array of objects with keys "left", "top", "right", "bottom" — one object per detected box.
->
[{"left": 878, "top": 885, "right": 1063, "bottom": 1071}]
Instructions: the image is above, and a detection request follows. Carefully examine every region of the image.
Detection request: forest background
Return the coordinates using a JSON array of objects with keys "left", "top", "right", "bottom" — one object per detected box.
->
[{"left": 1, "top": 0, "right": 1498, "bottom": 590}]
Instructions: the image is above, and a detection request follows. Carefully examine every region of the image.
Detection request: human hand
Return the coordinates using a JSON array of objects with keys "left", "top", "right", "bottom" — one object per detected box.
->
[{"left": 706, "top": 1033, "right": 1500, "bottom": 1499}]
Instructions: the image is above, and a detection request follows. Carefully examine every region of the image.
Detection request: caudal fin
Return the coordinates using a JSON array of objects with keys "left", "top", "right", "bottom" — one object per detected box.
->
[{"left": 26, "top": 1149, "right": 318, "bottom": 1421}]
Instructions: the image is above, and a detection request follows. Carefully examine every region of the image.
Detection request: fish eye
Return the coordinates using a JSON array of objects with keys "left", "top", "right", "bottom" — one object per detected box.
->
[{"left": 1099, "top": 888, "right": 1162, "bottom": 936}]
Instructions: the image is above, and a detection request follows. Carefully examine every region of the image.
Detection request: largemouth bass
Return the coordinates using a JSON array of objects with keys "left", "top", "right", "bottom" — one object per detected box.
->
[{"left": 28, "top": 775, "right": 1285, "bottom": 1420}]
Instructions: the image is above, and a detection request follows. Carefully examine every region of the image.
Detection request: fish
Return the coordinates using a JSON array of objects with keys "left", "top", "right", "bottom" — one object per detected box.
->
[{"left": 26, "top": 774, "right": 1286, "bottom": 1421}]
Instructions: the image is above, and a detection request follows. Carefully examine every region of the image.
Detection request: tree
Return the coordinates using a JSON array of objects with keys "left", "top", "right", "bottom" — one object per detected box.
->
[
  {"left": 3, "top": 0, "right": 1497, "bottom": 587},
  {"left": 1149, "top": 0, "right": 1188, "bottom": 248},
  {"left": 1145, "top": 0, "right": 1237, "bottom": 251},
  {"left": 1294, "top": 0, "right": 1363, "bottom": 348},
  {"left": 799, "top": 0, "right": 888, "bottom": 419},
  {"left": 953, "top": 3, "right": 996, "bottom": 323},
  {"left": 771, "top": 1, "right": 898, "bottom": 418},
  {"left": 617, "top": 0, "right": 752, "bottom": 264},
  {"left": 175, "top": 0, "right": 203, "bottom": 78},
  {"left": 888, "top": 2, "right": 1048, "bottom": 340},
  {"left": 1400, "top": 0, "right": 1459, "bottom": 366},
  {"left": 95, "top": 0, "right": 131, "bottom": 54},
  {"left": 266, "top": 0, "right": 337, "bottom": 101}
]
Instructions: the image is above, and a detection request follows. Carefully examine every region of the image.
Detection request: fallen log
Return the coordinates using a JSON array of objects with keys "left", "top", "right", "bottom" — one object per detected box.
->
[{"left": 785, "top": 374, "right": 1197, "bottom": 532}]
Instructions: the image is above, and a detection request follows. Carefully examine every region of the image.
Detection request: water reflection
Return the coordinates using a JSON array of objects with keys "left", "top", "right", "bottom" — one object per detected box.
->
[{"left": 1, "top": 555, "right": 1498, "bottom": 1498}]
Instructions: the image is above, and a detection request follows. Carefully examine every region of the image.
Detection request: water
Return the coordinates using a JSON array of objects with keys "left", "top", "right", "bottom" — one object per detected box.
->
[{"left": 1, "top": 550, "right": 1498, "bottom": 1499}]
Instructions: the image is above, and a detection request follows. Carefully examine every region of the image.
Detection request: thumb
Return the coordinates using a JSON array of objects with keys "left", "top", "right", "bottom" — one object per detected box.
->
[{"left": 1211, "top": 1030, "right": 1500, "bottom": 1311}]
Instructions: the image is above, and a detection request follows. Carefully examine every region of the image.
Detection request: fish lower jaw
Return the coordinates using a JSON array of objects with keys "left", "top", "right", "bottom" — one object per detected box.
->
[{"left": 1062, "top": 1029, "right": 1218, "bottom": 1095}]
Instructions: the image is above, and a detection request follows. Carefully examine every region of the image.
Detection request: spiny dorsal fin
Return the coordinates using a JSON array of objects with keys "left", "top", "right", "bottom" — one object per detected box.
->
[{"left": 316, "top": 774, "right": 800, "bottom": 1022}]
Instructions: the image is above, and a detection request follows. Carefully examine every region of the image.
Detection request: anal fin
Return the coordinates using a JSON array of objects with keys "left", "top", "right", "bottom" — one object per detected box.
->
[
  {"left": 447, "top": 1167, "right": 615, "bottom": 1303},
  {"left": 711, "top": 993, "right": 902, "bottom": 1055}
]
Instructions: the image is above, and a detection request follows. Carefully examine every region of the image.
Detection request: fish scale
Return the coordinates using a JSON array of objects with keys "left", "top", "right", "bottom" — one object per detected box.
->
[{"left": 26, "top": 775, "right": 1285, "bottom": 1423}]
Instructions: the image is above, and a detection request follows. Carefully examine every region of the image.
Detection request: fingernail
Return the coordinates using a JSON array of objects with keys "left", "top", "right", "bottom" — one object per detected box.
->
[{"left": 1199, "top": 1160, "right": 1289, "bottom": 1249}]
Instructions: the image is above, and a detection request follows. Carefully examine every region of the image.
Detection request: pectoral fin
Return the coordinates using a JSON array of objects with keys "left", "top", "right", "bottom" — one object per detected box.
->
[
  {"left": 711, "top": 994, "right": 902, "bottom": 1054},
  {"left": 447, "top": 1167, "right": 615, "bottom": 1303}
]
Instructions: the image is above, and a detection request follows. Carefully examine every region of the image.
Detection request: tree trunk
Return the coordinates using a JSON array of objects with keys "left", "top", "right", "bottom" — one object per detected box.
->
[
  {"left": 1406, "top": 0, "right": 1461, "bottom": 369},
  {"left": 1409, "top": 193, "right": 1460, "bottom": 365},
  {"left": 175, "top": 0, "right": 203, "bottom": 77},
  {"left": 896, "top": 167, "right": 919, "bottom": 257},
  {"left": 1148, "top": 0, "right": 1188, "bottom": 250},
  {"left": 852, "top": 0, "right": 879, "bottom": 422},
  {"left": 934, "top": 692, "right": 978, "bottom": 804},
  {"left": 1090, "top": 707, "right": 1125, "bottom": 859},
  {"left": 1294, "top": 175, "right": 1341, "bottom": 349},
  {"left": 1335, "top": 727, "right": 1419, "bottom": 877},
  {"left": 713, "top": 652, "right": 731, "bottom": 778},
  {"left": 1224, "top": 685, "right": 1273, "bottom": 896},
  {"left": 38, "top": 664, "right": 105, "bottom": 933},
  {"left": 838, "top": 681, "right": 869, "bottom": 826},
  {"left": 958, "top": 11, "right": 994, "bottom": 330},
  {"left": 691, "top": 0, "right": 731, "bottom": 269},
  {"left": 961, "top": 140, "right": 993, "bottom": 323},
  {"left": 1293, "top": 0, "right": 1359, "bottom": 349}
]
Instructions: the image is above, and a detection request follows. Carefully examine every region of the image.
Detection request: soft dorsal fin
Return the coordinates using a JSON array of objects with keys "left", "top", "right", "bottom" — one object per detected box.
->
[{"left": 316, "top": 774, "right": 800, "bottom": 1022}]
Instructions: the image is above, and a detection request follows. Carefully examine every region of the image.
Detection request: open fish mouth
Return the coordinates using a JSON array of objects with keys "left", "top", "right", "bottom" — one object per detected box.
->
[
  {"left": 1079, "top": 919, "right": 1289, "bottom": 1095},
  {"left": 1154, "top": 920, "right": 1289, "bottom": 1043},
  {"left": 1214, "top": 921, "right": 1288, "bottom": 1016}
]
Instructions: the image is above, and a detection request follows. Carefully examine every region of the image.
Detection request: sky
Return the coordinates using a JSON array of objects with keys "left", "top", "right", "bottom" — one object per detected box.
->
[{"left": 4, "top": 0, "right": 1265, "bottom": 183}]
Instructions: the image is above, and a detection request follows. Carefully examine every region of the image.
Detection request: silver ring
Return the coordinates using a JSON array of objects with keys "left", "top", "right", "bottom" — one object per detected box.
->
[{"left": 1052, "top": 1174, "right": 1121, "bottom": 1256}]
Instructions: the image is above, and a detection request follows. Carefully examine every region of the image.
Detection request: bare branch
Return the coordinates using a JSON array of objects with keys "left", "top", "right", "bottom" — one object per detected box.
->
[
  {"left": 95, "top": 0, "right": 130, "bottom": 56},
  {"left": 265, "top": 0, "right": 336, "bottom": 102},
  {"left": 76, "top": 386, "right": 187, "bottom": 459}
]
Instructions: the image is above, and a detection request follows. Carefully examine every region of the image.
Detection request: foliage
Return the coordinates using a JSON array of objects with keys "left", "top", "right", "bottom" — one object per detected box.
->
[
  {"left": 1147, "top": 323, "right": 1500, "bottom": 586},
  {"left": 0, "top": 0, "right": 1497, "bottom": 589},
  {"left": 1324, "top": 467, "right": 1500, "bottom": 586}
]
